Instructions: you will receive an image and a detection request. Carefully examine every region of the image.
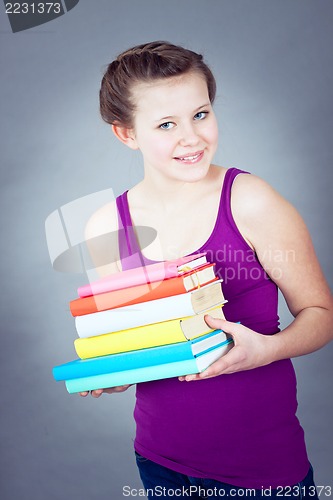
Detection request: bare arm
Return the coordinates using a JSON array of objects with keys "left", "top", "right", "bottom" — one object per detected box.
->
[{"left": 182, "top": 174, "right": 333, "bottom": 380}]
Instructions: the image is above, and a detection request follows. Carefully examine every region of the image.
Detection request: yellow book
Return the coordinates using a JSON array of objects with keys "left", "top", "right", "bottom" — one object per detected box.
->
[{"left": 74, "top": 305, "right": 226, "bottom": 359}]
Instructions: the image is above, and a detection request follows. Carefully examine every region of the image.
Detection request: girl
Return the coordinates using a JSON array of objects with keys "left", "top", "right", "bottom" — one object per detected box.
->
[{"left": 80, "top": 41, "right": 332, "bottom": 498}]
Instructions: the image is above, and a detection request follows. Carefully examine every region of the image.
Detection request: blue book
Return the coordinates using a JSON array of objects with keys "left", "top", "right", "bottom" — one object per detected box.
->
[
  {"left": 64, "top": 337, "right": 233, "bottom": 394},
  {"left": 53, "top": 329, "right": 232, "bottom": 381}
]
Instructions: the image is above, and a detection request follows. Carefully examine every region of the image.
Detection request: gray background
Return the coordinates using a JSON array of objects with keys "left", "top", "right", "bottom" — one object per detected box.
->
[{"left": 0, "top": 0, "right": 332, "bottom": 498}]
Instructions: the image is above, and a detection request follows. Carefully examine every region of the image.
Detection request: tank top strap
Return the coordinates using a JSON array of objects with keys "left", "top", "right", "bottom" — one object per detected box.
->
[
  {"left": 220, "top": 167, "right": 250, "bottom": 228},
  {"left": 116, "top": 191, "right": 144, "bottom": 269}
]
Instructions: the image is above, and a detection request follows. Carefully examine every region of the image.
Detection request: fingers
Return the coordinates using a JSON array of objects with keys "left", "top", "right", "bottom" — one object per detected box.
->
[
  {"left": 179, "top": 350, "right": 238, "bottom": 382},
  {"left": 78, "top": 385, "right": 132, "bottom": 397},
  {"left": 178, "top": 374, "right": 201, "bottom": 382},
  {"left": 204, "top": 314, "right": 225, "bottom": 329},
  {"left": 178, "top": 355, "right": 231, "bottom": 382},
  {"left": 104, "top": 384, "right": 132, "bottom": 394},
  {"left": 79, "top": 390, "right": 104, "bottom": 397},
  {"left": 91, "top": 389, "right": 104, "bottom": 398},
  {"left": 204, "top": 315, "right": 243, "bottom": 335},
  {"left": 179, "top": 320, "right": 251, "bottom": 381},
  {"left": 178, "top": 353, "right": 233, "bottom": 382},
  {"left": 199, "top": 347, "right": 246, "bottom": 378}
]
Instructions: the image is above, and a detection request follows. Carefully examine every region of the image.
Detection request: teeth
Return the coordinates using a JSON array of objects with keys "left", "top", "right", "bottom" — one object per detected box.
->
[{"left": 178, "top": 153, "right": 200, "bottom": 161}]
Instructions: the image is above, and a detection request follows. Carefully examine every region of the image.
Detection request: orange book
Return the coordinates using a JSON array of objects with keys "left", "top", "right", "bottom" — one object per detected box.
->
[{"left": 69, "top": 263, "right": 217, "bottom": 317}]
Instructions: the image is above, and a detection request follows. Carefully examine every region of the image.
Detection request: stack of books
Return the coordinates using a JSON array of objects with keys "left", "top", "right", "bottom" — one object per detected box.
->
[{"left": 53, "top": 253, "right": 233, "bottom": 393}]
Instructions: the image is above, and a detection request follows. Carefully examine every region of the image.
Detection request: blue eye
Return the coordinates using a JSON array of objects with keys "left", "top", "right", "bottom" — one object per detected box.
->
[
  {"left": 194, "top": 111, "right": 208, "bottom": 120},
  {"left": 159, "top": 122, "right": 174, "bottom": 130}
]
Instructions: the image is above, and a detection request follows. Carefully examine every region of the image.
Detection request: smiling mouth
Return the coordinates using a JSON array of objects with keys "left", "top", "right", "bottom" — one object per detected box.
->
[{"left": 174, "top": 151, "right": 204, "bottom": 163}]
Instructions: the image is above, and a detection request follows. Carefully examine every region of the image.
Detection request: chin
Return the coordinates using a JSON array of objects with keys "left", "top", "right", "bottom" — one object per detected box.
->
[{"left": 178, "top": 164, "right": 211, "bottom": 182}]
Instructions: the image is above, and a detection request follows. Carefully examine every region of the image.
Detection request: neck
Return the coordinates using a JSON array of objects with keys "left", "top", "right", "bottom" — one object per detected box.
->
[{"left": 136, "top": 164, "right": 217, "bottom": 210}]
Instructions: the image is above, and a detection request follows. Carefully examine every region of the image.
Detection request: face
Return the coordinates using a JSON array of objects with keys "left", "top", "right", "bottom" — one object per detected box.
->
[{"left": 127, "top": 72, "right": 219, "bottom": 185}]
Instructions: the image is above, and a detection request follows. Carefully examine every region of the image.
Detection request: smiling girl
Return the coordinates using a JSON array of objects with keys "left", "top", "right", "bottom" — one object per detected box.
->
[{"left": 81, "top": 41, "right": 332, "bottom": 498}]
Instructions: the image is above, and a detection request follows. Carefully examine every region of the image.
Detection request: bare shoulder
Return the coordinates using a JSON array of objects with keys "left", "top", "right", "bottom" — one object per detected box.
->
[
  {"left": 85, "top": 200, "right": 119, "bottom": 239},
  {"left": 231, "top": 172, "right": 289, "bottom": 216},
  {"left": 230, "top": 172, "right": 305, "bottom": 246},
  {"left": 230, "top": 172, "right": 333, "bottom": 315},
  {"left": 85, "top": 200, "right": 121, "bottom": 275}
]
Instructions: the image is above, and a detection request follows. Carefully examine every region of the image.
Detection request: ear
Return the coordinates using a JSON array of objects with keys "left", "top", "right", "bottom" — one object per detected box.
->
[{"left": 111, "top": 124, "right": 139, "bottom": 150}]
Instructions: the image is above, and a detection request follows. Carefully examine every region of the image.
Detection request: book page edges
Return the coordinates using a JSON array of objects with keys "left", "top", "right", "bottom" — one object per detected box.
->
[
  {"left": 180, "top": 305, "right": 226, "bottom": 339},
  {"left": 195, "top": 341, "right": 233, "bottom": 372},
  {"left": 191, "top": 331, "right": 229, "bottom": 356},
  {"left": 183, "top": 263, "right": 216, "bottom": 291},
  {"left": 190, "top": 280, "right": 225, "bottom": 313}
]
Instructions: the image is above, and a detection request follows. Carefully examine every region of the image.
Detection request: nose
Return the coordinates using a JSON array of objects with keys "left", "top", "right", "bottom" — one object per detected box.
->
[{"left": 178, "top": 122, "right": 200, "bottom": 147}]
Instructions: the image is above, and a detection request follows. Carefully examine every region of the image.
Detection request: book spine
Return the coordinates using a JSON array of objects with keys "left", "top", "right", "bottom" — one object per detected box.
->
[
  {"left": 53, "top": 340, "right": 193, "bottom": 381},
  {"left": 65, "top": 358, "right": 198, "bottom": 393},
  {"left": 64, "top": 338, "right": 232, "bottom": 393},
  {"left": 74, "top": 318, "right": 186, "bottom": 359},
  {"left": 70, "top": 275, "right": 188, "bottom": 317},
  {"left": 75, "top": 292, "right": 194, "bottom": 337},
  {"left": 77, "top": 264, "right": 173, "bottom": 298},
  {"left": 77, "top": 253, "right": 207, "bottom": 298}
]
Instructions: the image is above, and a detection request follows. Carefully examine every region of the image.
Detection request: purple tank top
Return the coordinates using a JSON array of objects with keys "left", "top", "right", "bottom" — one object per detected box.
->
[{"left": 115, "top": 168, "right": 309, "bottom": 488}]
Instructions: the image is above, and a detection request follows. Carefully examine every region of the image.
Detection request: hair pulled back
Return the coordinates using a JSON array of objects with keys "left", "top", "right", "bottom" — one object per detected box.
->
[{"left": 99, "top": 41, "right": 216, "bottom": 128}]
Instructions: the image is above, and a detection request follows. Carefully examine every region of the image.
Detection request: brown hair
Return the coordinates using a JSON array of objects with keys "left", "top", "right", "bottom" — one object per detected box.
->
[{"left": 99, "top": 41, "right": 216, "bottom": 128}]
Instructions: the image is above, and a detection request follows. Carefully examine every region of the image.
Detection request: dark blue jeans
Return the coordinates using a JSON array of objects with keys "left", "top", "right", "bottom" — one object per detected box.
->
[{"left": 135, "top": 452, "right": 319, "bottom": 499}]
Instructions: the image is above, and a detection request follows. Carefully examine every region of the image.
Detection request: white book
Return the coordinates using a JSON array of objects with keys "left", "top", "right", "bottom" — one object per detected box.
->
[{"left": 75, "top": 281, "right": 226, "bottom": 338}]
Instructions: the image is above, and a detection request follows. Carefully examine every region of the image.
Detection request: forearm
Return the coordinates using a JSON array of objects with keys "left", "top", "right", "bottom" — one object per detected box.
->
[
  {"left": 187, "top": 308, "right": 333, "bottom": 380},
  {"left": 181, "top": 303, "right": 333, "bottom": 381},
  {"left": 267, "top": 305, "right": 333, "bottom": 363}
]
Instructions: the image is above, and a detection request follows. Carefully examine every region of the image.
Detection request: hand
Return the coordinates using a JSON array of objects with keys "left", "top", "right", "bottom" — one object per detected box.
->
[
  {"left": 179, "top": 315, "right": 274, "bottom": 381},
  {"left": 79, "top": 385, "right": 132, "bottom": 398}
]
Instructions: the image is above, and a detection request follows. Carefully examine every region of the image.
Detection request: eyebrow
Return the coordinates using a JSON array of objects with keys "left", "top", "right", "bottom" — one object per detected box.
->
[{"left": 154, "top": 103, "right": 211, "bottom": 123}]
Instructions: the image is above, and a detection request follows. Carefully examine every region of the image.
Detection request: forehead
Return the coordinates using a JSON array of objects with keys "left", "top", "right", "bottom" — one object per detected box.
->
[{"left": 131, "top": 73, "right": 210, "bottom": 119}]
